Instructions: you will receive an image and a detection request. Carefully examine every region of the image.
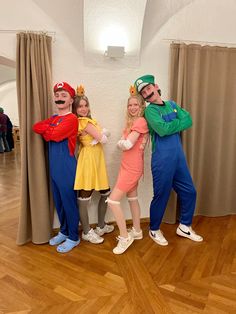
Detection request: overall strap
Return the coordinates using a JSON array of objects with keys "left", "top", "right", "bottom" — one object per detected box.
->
[{"left": 168, "top": 100, "right": 177, "bottom": 110}]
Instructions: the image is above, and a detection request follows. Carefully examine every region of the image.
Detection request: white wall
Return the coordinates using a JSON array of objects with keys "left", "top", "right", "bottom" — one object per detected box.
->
[{"left": 1, "top": 0, "right": 236, "bottom": 225}]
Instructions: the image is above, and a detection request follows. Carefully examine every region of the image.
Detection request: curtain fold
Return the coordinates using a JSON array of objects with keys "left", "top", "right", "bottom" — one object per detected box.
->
[
  {"left": 16, "top": 32, "right": 53, "bottom": 245},
  {"left": 169, "top": 43, "right": 236, "bottom": 219}
]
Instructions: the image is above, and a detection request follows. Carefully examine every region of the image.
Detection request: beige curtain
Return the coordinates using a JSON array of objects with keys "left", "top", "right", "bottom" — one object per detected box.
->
[
  {"left": 16, "top": 32, "right": 53, "bottom": 244},
  {"left": 167, "top": 43, "right": 236, "bottom": 222}
]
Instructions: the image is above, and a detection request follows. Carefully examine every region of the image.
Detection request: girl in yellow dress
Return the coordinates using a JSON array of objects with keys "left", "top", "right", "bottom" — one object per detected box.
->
[{"left": 74, "top": 87, "right": 114, "bottom": 244}]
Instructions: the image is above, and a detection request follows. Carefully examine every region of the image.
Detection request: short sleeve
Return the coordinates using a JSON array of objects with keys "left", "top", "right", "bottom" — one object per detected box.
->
[
  {"left": 131, "top": 117, "right": 149, "bottom": 134},
  {"left": 78, "top": 117, "right": 96, "bottom": 132}
]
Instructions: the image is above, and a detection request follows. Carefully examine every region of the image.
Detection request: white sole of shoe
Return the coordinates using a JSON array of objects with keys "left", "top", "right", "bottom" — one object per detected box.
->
[
  {"left": 96, "top": 230, "right": 114, "bottom": 237},
  {"left": 82, "top": 237, "right": 104, "bottom": 244},
  {"left": 127, "top": 229, "right": 143, "bottom": 240},
  {"left": 149, "top": 231, "right": 168, "bottom": 246},
  {"left": 113, "top": 238, "right": 134, "bottom": 255},
  {"left": 95, "top": 225, "right": 115, "bottom": 236},
  {"left": 176, "top": 228, "right": 203, "bottom": 242}
]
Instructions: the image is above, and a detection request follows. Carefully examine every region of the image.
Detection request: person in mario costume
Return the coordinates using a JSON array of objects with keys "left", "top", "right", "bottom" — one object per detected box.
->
[
  {"left": 33, "top": 82, "right": 80, "bottom": 253},
  {"left": 134, "top": 74, "right": 203, "bottom": 246}
]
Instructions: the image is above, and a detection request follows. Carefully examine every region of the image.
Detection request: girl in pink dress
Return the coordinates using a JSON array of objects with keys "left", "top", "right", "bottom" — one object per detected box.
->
[{"left": 107, "top": 91, "right": 149, "bottom": 254}]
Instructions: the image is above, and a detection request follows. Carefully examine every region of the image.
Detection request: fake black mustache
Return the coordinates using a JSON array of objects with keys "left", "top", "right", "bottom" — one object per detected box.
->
[
  {"left": 144, "top": 92, "right": 154, "bottom": 101},
  {"left": 55, "top": 100, "right": 66, "bottom": 104}
]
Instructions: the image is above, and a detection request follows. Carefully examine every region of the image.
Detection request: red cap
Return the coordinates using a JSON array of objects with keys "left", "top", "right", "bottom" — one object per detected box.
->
[{"left": 53, "top": 82, "right": 75, "bottom": 98}]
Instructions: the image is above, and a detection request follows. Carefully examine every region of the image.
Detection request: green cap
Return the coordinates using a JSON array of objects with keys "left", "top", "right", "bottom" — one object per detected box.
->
[
  {"left": 134, "top": 74, "right": 155, "bottom": 93},
  {"left": 0, "top": 107, "right": 3, "bottom": 113}
]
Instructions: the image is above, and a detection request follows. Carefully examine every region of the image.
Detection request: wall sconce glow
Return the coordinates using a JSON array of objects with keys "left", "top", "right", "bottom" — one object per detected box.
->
[
  {"left": 105, "top": 46, "right": 125, "bottom": 58},
  {"left": 100, "top": 25, "right": 128, "bottom": 52},
  {"left": 84, "top": 0, "right": 147, "bottom": 65}
]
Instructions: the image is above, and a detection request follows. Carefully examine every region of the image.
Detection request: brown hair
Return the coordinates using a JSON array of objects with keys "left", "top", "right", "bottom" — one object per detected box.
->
[{"left": 73, "top": 95, "right": 92, "bottom": 118}]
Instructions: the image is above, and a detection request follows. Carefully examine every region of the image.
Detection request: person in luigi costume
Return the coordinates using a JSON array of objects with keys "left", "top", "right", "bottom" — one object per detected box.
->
[{"left": 134, "top": 74, "right": 203, "bottom": 246}]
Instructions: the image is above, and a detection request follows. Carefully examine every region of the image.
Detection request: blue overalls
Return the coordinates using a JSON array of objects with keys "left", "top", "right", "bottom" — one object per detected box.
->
[
  {"left": 150, "top": 102, "right": 196, "bottom": 231},
  {"left": 49, "top": 139, "right": 79, "bottom": 241}
]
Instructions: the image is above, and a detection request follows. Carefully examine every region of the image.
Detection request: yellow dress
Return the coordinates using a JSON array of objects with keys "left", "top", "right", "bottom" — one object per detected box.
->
[{"left": 74, "top": 117, "right": 109, "bottom": 190}]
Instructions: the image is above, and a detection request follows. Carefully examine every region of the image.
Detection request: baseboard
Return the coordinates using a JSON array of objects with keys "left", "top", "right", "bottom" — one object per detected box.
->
[{"left": 53, "top": 217, "right": 150, "bottom": 233}]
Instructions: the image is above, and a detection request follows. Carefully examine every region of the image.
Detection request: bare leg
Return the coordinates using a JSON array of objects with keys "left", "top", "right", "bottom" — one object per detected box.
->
[
  {"left": 107, "top": 187, "right": 128, "bottom": 238},
  {"left": 127, "top": 189, "right": 141, "bottom": 232}
]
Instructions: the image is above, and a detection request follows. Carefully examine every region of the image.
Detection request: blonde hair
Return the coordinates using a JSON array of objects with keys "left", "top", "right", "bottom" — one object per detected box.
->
[
  {"left": 125, "top": 95, "right": 146, "bottom": 132},
  {"left": 73, "top": 95, "right": 92, "bottom": 118}
]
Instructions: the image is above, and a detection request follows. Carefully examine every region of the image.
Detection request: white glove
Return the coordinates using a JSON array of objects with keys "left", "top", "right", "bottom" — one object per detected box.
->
[
  {"left": 91, "top": 139, "right": 98, "bottom": 146},
  {"left": 91, "top": 134, "right": 108, "bottom": 146},
  {"left": 117, "top": 139, "right": 124, "bottom": 149},
  {"left": 102, "top": 128, "right": 111, "bottom": 137},
  {"left": 117, "top": 139, "right": 133, "bottom": 151},
  {"left": 100, "top": 134, "right": 108, "bottom": 144}
]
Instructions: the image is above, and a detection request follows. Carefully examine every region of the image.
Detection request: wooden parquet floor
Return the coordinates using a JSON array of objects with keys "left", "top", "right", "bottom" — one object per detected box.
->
[{"left": 0, "top": 145, "right": 236, "bottom": 313}]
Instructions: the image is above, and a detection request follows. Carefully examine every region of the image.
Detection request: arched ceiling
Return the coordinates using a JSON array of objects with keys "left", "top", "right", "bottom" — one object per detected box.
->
[
  {"left": 0, "top": 0, "right": 194, "bottom": 84},
  {"left": 32, "top": 0, "right": 194, "bottom": 53},
  {"left": 141, "top": 0, "right": 193, "bottom": 48},
  {"left": 0, "top": 57, "right": 16, "bottom": 86}
]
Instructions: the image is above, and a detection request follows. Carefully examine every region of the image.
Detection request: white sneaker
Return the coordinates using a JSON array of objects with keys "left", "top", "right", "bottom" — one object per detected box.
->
[
  {"left": 95, "top": 224, "right": 115, "bottom": 236},
  {"left": 113, "top": 234, "right": 134, "bottom": 254},
  {"left": 149, "top": 230, "right": 168, "bottom": 246},
  {"left": 82, "top": 228, "right": 104, "bottom": 244},
  {"left": 176, "top": 224, "right": 203, "bottom": 242},
  {"left": 128, "top": 227, "right": 143, "bottom": 240}
]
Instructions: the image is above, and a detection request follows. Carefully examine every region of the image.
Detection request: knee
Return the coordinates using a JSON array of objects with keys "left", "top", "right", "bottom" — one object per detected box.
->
[
  {"left": 77, "top": 196, "right": 91, "bottom": 209},
  {"left": 100, "top": 189, "right": 111, "bottom": 197},
  {"left": 127, "top": 196, "right": 138, "bottom": 202},
  {"left": 106, "top": 197, "right": 120, "bottom": 206}
]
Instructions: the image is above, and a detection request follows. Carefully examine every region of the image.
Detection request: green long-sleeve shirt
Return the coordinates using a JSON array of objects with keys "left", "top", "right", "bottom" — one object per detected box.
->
[{"left": 144, "top": 101, "right": 192, "bottom": 150}]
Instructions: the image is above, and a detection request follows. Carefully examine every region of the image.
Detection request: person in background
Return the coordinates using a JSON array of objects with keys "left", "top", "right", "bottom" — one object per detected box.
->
[
  {"left": 107, "top": 88, "right": 149, "bottom": 254},
  {"left": 74, "top": 85, "right": 114, "bottom": 244},
  {"left": 33, "top": 82, "right": 80, "bottom": 253},
  {"left": 0, "top": 107, "right": 10, "bottom": 153},
  {"left": 6, "top": 115, "right": 14, "bottom": 151},
  {"left": 134, "top": 74, "right": 203, "bottom": 246}
]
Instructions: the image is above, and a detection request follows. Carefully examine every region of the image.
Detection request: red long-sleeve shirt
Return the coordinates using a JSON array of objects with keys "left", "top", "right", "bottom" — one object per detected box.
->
[{"left": 33, "top": 113, "right": 78, "bottom": 156}]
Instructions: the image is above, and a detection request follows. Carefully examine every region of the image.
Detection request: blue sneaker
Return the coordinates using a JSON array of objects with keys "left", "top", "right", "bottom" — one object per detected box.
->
[
  {"left": 49, "top": 232, "right": 68, "bottom": 246},
  {"left": 56, "top": 238, "right": 80, "bottom": 253}
]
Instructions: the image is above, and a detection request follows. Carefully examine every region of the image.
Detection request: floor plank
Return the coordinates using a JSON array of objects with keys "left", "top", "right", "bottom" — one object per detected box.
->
[{"left": 0, "top": 145, "right": 236, "bottom": 313}]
